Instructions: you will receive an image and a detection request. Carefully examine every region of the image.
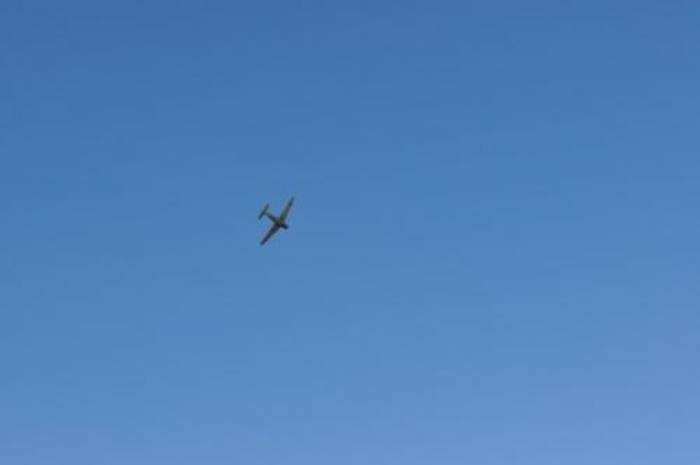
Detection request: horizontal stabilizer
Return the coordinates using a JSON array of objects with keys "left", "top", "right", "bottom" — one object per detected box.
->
[{"left": 258, "top": 204, "right": 269, "bottom": 220}]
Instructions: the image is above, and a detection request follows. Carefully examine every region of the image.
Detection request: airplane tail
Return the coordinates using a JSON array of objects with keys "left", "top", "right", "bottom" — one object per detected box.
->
[{"left": 258, "top": 204, "right": 270, "bottom": 220}]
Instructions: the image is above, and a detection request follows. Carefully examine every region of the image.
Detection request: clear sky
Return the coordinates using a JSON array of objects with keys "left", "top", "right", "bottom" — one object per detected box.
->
[{"left": 2, "top": 1, "right": 699, "bottom": 463}]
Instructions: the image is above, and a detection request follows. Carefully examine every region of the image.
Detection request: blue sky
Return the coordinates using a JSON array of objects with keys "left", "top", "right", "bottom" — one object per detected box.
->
[{"left": 2, "top": 1, "right": 699, "bottom": 463}]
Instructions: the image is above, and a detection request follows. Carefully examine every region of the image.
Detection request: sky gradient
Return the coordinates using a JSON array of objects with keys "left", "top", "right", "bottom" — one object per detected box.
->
[{"left": 2, "top": 1, "right": 700, "bottom": 464}]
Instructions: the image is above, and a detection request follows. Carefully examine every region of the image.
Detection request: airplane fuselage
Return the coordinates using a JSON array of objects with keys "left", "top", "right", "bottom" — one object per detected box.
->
[{"left": 266, "top": 213, "right": 289, "bottom": 229}]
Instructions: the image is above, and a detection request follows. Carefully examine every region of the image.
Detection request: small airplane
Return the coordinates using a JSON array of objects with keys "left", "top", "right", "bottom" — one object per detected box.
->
[{"left": 258, "top": 196, "right": 295, "bottom": 245}]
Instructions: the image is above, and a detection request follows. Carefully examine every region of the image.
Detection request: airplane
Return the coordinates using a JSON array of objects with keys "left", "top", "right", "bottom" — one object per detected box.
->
[{"left": 258, "top": 196, "right": 295, "bottom": 245}]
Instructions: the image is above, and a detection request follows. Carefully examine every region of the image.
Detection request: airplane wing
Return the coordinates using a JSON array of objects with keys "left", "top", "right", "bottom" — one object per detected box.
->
[
  {"left": 279, "top": 196, "right": 295, "bottom": 221},
  {"left": 260, "top": 223, "right": 281, "bottom": 245}
]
